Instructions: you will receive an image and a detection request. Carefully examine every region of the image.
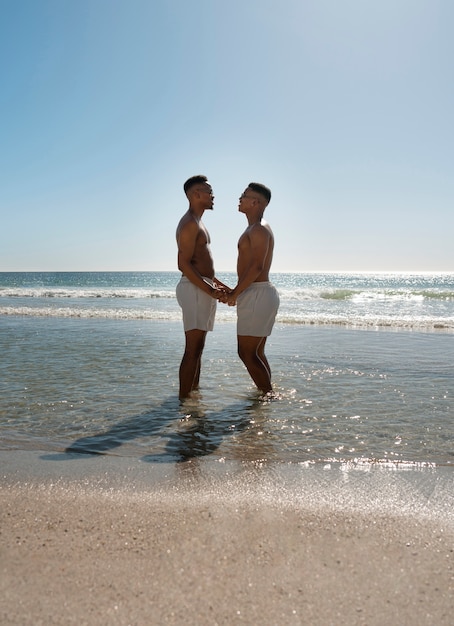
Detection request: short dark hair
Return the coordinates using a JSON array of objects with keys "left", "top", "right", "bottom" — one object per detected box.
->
[
  {"left": 248, "top": 182, "right": 271, "bottom": 204},
  {"left": 184, "top": 175, "right": 208, "bottom": 194}
]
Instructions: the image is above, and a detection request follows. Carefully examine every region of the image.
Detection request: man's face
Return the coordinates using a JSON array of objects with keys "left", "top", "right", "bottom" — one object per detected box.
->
[
  {"left": 196, "top": 183, "right": 214, "bottom": 209},
  {"left": 238, "top": 188, "right": 255, "bottom": 213}
]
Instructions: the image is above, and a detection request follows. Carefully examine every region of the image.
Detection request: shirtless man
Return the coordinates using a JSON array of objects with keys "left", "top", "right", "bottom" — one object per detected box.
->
[
  {"left": 224, "top": 183, "right": 280, "bottom": 394},
  {"left": 176, "top": 175, "right": 229, "bottom": 400}
]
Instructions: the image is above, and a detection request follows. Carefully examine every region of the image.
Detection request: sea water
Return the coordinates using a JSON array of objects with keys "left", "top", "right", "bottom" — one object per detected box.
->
[
  {"left": 1, "top": 270, "right": 453, "bottom": 330},
  {"left": 1, "top": 271, "right": 453, "bottom": 469}
]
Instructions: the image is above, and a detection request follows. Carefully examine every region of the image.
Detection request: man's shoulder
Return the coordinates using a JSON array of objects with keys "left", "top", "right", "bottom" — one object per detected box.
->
[
  {"left": 177, "top": 212, "right": 198, "bottom": 231},
  {"left": 250, "top": 221, "right": 273, "bottom": 237},
  {"left": 177, "top": 210, "right": 191, "bottom": 224}
]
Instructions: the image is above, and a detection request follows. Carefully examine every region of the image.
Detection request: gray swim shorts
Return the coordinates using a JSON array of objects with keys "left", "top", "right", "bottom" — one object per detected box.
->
[
  {"left": 176, "top": 276, "right": 217, "bottom": 332},
  {"left": 237, "top": 281, "right": 280, "bottom": 337}
]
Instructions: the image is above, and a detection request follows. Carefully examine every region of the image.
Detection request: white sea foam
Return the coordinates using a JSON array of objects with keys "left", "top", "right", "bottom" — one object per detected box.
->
[
  {"left": 1, "top": 304, "right": 452, "bottom": 331},
  {"left": 1, "top": 272, "right": 453, "bottom": 331},
  {"left": 0, "top": 305, "right": 183, "bottom": 321},
  {"left": 0, "top": 287, "right": 174, "bottom": 299}
]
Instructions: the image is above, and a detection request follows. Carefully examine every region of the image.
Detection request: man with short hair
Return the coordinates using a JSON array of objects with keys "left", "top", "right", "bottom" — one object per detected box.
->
[
  {"left": 176, "top": 175, "right": 229, "bottom": 400},
  {"left": 224, "top": 182, "right": 280, "bottom": 394}
]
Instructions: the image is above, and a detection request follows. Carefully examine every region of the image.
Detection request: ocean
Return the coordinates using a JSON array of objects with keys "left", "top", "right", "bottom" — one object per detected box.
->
[{"left": 1, "top": 271, "right": 453, "bottom": 469}]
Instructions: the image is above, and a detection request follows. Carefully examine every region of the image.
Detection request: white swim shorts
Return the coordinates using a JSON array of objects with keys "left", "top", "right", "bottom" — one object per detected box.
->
[
  {"left": 237, "top": 281, "right": 280, "bottom": 337},
  {"left": 176, "top": 276, "right": 217, "bottom": 332}
]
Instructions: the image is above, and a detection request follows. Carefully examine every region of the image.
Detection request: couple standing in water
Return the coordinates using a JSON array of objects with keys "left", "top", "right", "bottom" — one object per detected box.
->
[{"left": 176, "top": 175, "right": 280, "bottom": 400}]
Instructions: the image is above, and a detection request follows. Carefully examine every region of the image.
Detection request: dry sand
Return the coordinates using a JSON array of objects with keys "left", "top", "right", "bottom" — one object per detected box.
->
[{"left": 1, "top": 453, "right": 453, "bottom": 625}]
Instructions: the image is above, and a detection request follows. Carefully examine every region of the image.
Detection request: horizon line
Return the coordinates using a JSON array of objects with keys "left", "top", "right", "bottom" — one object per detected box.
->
[{"left": 1, "top": 269, "right": 453, "bottom": 275}]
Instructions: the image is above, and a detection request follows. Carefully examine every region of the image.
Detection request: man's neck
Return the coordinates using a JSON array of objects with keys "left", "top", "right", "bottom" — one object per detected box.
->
[{"left": 189, "top": 207, "right": 203, "bottom": 222}]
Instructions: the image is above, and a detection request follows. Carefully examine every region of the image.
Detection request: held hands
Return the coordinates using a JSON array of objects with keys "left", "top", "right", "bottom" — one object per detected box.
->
[{"left": 212, "top": 282, "right": 237, "bottom": 306}]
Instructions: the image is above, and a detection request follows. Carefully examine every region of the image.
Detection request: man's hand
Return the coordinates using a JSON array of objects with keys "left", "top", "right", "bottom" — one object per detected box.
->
[
  {"left": 216, "top": 288, "right": 237, "bottom": 306},
  {"left": 225, "top": 292, "right": 237, "bottom": 306},
  {"left": 214, "top": 283, "right": 234, "bottom": 304}
]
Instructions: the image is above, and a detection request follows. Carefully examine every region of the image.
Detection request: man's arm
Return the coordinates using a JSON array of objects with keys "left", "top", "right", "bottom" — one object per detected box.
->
[
  {"left": 226, "top": 226, "right": 270, "bottom": 305},
  {"left": 213, "top": 277, "right": 232, "bottom": 292},
  {"left": 177, "top": 222, "right": 219, "bottom": 298}
]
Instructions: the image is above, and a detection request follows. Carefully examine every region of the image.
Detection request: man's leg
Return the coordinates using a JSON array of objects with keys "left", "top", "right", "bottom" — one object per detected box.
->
[
  {"left": 257, "top": 337, "right": 271, "bottom": 379},
  {"left": 179, "top": 329, "right": 207, "bottom": 399},
  {"left": 237, "top": 335, "right": 272, "bottom": 394}
]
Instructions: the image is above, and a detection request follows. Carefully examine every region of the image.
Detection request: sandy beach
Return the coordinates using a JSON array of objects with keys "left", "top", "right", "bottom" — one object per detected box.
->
[{"left": 1, "top": 451, "right": 453, "bottom": 626}]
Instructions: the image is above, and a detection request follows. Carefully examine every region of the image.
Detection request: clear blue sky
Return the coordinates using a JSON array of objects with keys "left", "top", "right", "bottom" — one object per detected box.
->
[{"left": 1, "top": 0, "right": 453, "bottom": 272}]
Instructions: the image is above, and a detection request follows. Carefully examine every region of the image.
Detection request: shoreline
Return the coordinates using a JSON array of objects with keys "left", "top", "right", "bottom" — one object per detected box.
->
[
  {"left": 1, "top": 312, "right": 453, "bottom": 333},
  {"left": 1, "top": 451, "right": 453, "bottom": 625}
]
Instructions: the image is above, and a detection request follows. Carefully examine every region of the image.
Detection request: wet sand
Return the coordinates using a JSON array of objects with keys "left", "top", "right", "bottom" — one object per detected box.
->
[{"left": 1, "top": 451, "right": 453, "bottom": 625}]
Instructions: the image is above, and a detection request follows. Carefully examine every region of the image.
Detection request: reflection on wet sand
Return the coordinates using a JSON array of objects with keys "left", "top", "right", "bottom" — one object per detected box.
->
[{"left": 63, "top": 392, "right": 282, "bottom": 469}]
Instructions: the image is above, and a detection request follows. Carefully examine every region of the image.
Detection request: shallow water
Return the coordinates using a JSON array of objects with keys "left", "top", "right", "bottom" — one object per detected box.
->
[{"left": 1, "top": 315, "right": 452, "bottom": 469}]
